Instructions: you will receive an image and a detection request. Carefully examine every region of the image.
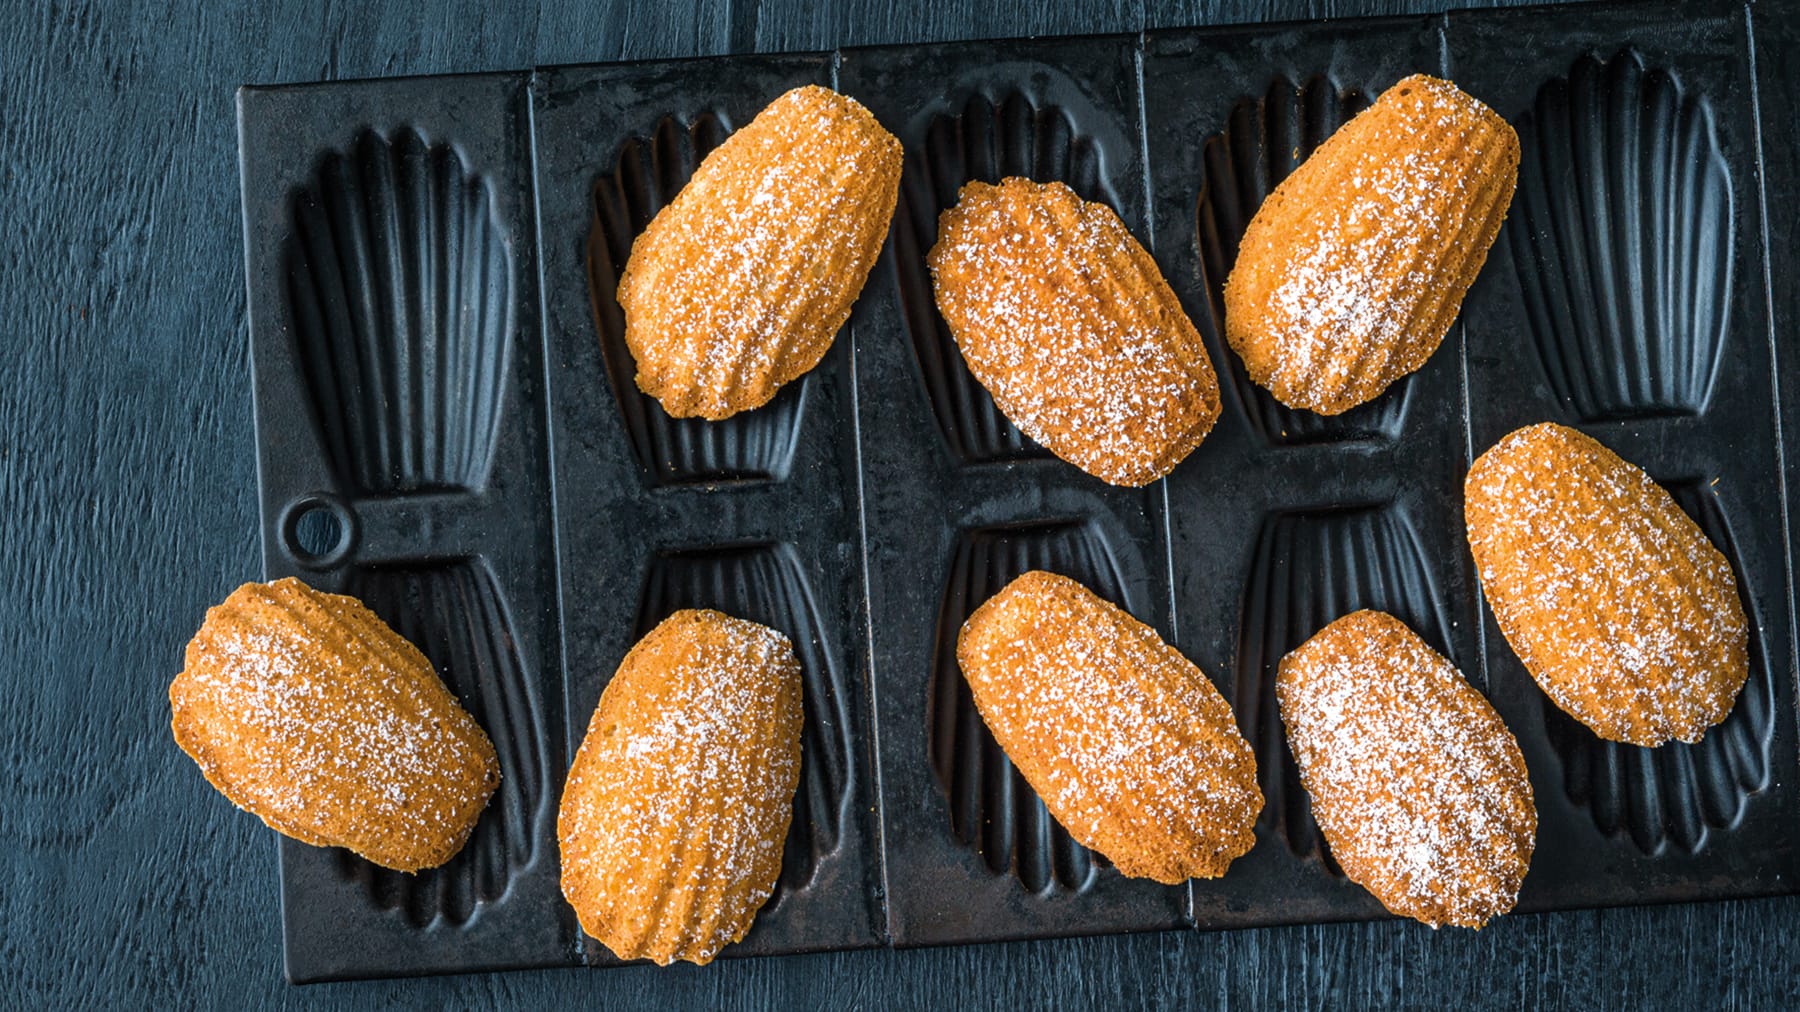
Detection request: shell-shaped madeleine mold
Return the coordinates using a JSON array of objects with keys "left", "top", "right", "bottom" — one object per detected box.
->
[
  {"left": 634, "top": 543, "right": 852, "bottom": 899},
  {"left": 1235, "top": 505, "right": 1453, "bottom": 874},
  {"left": 1195, "top": 76, "right": 1410, "bottom": 445},
  {"left": 284, "top": 128, "right": 512, "bottom": 495},
  {"left": 930, "top": 520, "right": 1137, "bottom": 893},
  {"left": 1510, "top": 49, "right": 1734, "bottom": 421},
  {"left": 1541, "top": 481, "right": 1772, "bottom": 855},
  {"left": 331, "top": 561, "right": 550, "bottom": 927},
  {"left": 893, "top": 91, "right": 1113, "bottom": 464},
  {"left": 587, "top": 113, "right": 808, "bottom": 486}
]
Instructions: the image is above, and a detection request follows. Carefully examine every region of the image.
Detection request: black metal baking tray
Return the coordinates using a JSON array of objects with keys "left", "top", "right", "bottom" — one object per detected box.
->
[{"left": 235, "top": 0, "right": 1798, "bottom": 982}]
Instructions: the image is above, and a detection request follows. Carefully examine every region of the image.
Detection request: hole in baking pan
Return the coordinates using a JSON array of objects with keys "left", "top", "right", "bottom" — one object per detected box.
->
[
  {"left": 284, "top": 128, "right": 513, "bottom": 496},
  {"left": 930, "top": 519, "right": 1149, "bottom": 894},
  {"left": 1538, "top": 479, "right": 1772, "bottom": 857},
  {"left": 330, "top": 559, "right": 552, "bottom": 928},
  {"left": 1193, "top": 75, "right": 1413, "bottom": 447},
  {"left": 892, "top": 91, "right": 1119, "bottom": 466},
  {"left": 1509, "top": 49, "right": 1732, "bottom": 423},
  {"left": 633, "top": 542, "right": 853, "bottom": 902},
  {"left": 1235, "top": 503, "right": 1453, "bottom": 875},
  {"left": 293, "top": 508, "right": 342, "bottom": 557},
  {"left": 586, "top": 113, "right": 809, "bottom": 489},
  {"left": 278, "top": 493, "right": 357, "bottom": 569}
]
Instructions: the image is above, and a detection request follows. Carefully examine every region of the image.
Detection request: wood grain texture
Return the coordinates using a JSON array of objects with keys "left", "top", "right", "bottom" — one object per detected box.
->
[{"left": 5, "top": 0, "right": 1800, "bottom": 1007}]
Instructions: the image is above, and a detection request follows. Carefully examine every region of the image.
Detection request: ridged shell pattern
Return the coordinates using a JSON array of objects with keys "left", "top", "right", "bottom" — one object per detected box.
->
[
  {"left": 1194, "top": 76, "right": 1403, "bottom": 444},
  {"left": 635, "top": 544, "right": 851, "bottom": 900},
  {"left": 958, "top": 571, "right": 1263, "bottom": 883},
  {"left": 1277, "top": 610, "right": 1535, "bottom": 929},
  {"left": 334, "top": 562, "right": 550, "bottom": 927},
  {"left": 1465, "top": 423, "right": 1749, "bottom": 747},
  {"left": 928, "top": 178, "right": 1222, "bottom": 487},
  {"left": 1235, "top": 505, "right": 1453, "bottom": 874},
  {"left": 1541, "top": 481, "right": 1773, "bottom": 855},
  {"left": 559, "top": 610, "right": 803, "bottom": 966},
  {"left": 588, "top": 113, "right": 806, "bottom": 485},
  {"left": 284, "top": 128, "right": 512, "bottom": 494},
  {"left": 616, "top": 86, "right": 901, "bottom": 421},
  {"left": 929, "top": 521, "right": 1130, "bottom": 892},
  {"left": 894, "top": 92, "right": 1112, "bottom": 463},
  {"left": 1223, "top": 75, "right": 1517, "bottom": 417},
  {"left": 170, "top": 578, "right": 499, "bottom": 876},
  {"left": 1510, "top": 49, "right": 1734, "bottom": 421}
]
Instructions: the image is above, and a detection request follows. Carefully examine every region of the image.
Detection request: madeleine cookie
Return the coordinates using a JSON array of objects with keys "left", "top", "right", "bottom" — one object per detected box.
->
[
  {"left": 618, "top": 85, "right": 902, "bottom": 420},
  {"left": 1465, "top": 422, "right": 1748, "bottom": 746},
  {"left": 169, "top": 578, "right": 499, "bottom": 872},
  {"left": 1278, "top": 610, "right": 1536, "bottom": 928},
  {"left": 1224, "top": 74, "right": 1518, "bottom": 414},
  {"left": 558, "top": 610, "right": 803, "bottom": 966},
  {"left": 956, "top": 571, "right": 1261, "bottom": 881},
  {"left": 929, "top": 177, "right": 1221, "bottom": 486}
]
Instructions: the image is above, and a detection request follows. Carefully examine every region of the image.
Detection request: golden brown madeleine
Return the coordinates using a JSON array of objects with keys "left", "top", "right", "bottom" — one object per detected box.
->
[
  {"left": 558, "top": 609, "right": 802, "bottom": 966},
  {"left": 617, "top": 84, "right": 902, "bottom": 420},
  {"left": 928, "top": 177, "right": 1221, "bottom": 486},
  {"left": 955, "top": 571, "right": 1261, "bottom": 881},
  {"left": 168, "top": 578, "right": 499, "bottom": 872},
  {"left": 1278, "top": 610, "right": 1536, "bottom": 929},
  {"left": 1223, "top": 74, "right": 1518, "bottom": 415},
  {"left": 1465, "top": 422, "right": 1748, "bottom": 746}
]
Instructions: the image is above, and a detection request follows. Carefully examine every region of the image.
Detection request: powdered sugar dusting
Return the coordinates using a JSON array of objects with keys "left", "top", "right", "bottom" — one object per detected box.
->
[
  {"left": 928, "top": 177, "right": 1220, "bottom": 486},
  {"left": 619, "top": 85, "right": 902, "bottom": 420},
  {"left": 559, "top": 609, "right": 802, "bottom": 966},
  {"left": 1465, "top": 422, "right": 1749, "bottom": 745},
  {"left": 957, "top": 571, "right": 1261, "bottom": 883},
  {"left": 169, "top": 578, "right": 499, "bottom": 871},
  {"left": 1227, "top": 75, "right": 1518, "bottom": 414},
  {"left": 1278, "top": 610, "right": 1535, "bottom": 928}
]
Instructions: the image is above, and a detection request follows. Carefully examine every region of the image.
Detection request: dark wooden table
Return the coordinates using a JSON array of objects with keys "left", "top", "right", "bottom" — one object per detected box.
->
[{"left": 6, "top": 0, "right": 1797, "bottom": 1006}]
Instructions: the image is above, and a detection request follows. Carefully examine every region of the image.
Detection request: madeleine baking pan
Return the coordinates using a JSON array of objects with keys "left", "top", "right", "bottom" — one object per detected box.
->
[{"left": 236, "top": 0, "right": 1799, "bottom": 982}]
